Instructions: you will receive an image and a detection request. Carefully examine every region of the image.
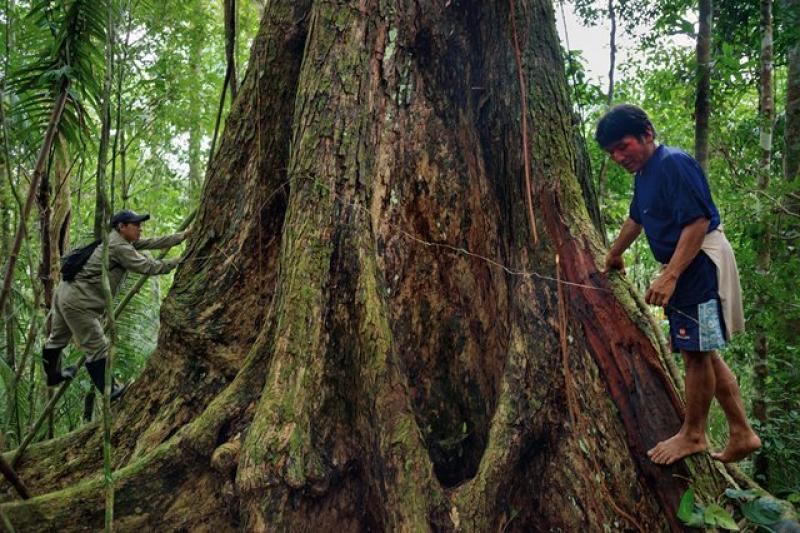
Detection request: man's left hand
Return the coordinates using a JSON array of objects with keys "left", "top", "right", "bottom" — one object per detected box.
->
[{"left": 645, "top": 272, "right": 678, "bottom": 307}]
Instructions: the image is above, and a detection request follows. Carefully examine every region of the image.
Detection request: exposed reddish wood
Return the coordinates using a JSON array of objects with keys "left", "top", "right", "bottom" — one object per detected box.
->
[
  {"left": 541, "top": 187, "right": 689, "bottom": 531},
  {"left": 556, "top": 254, "right": 579, "bottom": 426}
]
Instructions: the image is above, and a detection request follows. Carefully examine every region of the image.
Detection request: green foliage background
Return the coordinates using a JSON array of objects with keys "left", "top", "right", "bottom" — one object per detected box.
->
[{"left": 0, "top": 0, "right": 261, "bottom": 444}]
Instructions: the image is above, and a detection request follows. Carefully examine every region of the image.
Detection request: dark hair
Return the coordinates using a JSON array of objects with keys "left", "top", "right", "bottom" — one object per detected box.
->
[{"left": 594, "top": 104, "right": 656, "bottom": 148}]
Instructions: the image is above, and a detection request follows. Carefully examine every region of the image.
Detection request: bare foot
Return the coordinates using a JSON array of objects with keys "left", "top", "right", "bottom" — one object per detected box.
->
[
  {"left": 648, "top": 433, "right": 707, "bottom": 465},
  {"left": 711, "top": 430, "right": 761, "bottom": 463}
]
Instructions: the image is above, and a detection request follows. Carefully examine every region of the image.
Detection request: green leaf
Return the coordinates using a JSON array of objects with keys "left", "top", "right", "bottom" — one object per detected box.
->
[
  {"left": 725, "top": 488, "right": 759, "bottom": 502},
  {"left": 742, "top": 497, "right": 782, "bottom": 525},
  {"left": 685, "top": 507, "right": 706, "bottom": 528},
  {"left": 703, "top": 503, "right": 740, "bottom": 531},
  {"left": 678, "top": 19, "right": 695, "bottom": 35},
  {"left": 678, "top": 488, "right": 696, "bottom": 523}
]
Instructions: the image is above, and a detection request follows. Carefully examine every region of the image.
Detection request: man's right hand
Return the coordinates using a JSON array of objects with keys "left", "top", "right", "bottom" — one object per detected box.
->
[
  {"left": 603, "top": 218, "right": 642, "bottom": 275},
  {"left": 604, "top": 253, "right": 626, "bottom": 274}
]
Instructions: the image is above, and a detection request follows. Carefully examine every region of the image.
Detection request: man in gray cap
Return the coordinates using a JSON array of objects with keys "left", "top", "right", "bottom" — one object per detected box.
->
[{"left": 42, "top": 210, "right": 190, "bottom": 400}]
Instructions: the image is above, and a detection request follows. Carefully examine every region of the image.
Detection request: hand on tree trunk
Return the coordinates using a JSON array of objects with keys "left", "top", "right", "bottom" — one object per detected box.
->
[{"left": 603, "top": 252, "right": 626, "bottom": 274}]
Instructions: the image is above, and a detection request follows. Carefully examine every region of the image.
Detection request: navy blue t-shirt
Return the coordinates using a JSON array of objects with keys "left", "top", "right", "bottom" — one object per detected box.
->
[{"left": 629, "top": 145, "right": 721, "bottom": 306}]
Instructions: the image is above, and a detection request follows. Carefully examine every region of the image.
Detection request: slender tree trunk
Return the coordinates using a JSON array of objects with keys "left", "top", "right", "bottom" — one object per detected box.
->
[
  {"left": 50, "top": 137, "right": 71, "bottom": 283},
  {"left": 112, "top": 1, "right": 132, "bottom": 211},
  {"left": 103, "top": 8, "right": 127, "bottom": 524},
  {"left": 187, "top": 2, "right": 206, "bottom": 195},
  {"left": 187, "top": 118, "right": 203, "bottom": 194},
  {"left": 1, "top": 91, "right": 17, "bottom": 445},
  {"left": 37, "top": 142, "right": 54, "bottom": 316},
  {"left": 101, "top": 8, "right": 122, "bottom": 525},
  {"left": 596, "top": 0, "right": 618, "bottom": 212},
  {"left": 224, "top": 0, "right": 238, "bottom": 101},
  {"left": 36, "top": 135, "right": 55, "bottom": 441},
  {"left": 785, "top": 0, "right": 800, "bottom": 186},
  {"left": 0, "top": 3, "right": 747, "bottom": 530},
  {"left": 606, "top": 0, "right": 617, "bottom": 106},
  {"left": 88, "top": 0, "right": 118, "bottom": 435},
  {"left": 100, "top": 205, "right": 117, "bottom": 532},
  {"left": 0, "top": 78, "right": 69, "bottom": 323},
  {"left": 0, "top": 5, "right": 19, "bottom": 439},
  {"left": 753, "top": 0, "right": 774, "bottom": 485},
  {"left": 119, "top": 129, "right": 128, "bottom": 208},
  {"left": 694, "top": 0, "right": 712, "bottom": 173},
  {"left": 94, "top": 4, "right": 115, "bottom": 239},
  {"left": 2, "top": 308, "right": 16, "bottom": 444},
  {"left": 44, "top": 137, "right": 72, "bottom": 439}
]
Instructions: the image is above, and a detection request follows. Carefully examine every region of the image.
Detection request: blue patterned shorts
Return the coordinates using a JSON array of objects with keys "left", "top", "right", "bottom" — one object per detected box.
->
[{"left": 667, "top": 298, "right": 727, "bottom": 353}]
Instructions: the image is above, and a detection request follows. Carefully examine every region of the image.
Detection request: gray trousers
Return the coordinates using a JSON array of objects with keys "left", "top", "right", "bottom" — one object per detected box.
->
[{"left": 45, "top": 286, "right": 108, "bottom": 363}]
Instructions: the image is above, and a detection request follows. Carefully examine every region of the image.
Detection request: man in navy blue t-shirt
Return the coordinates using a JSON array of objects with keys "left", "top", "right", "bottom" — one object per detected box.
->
[{"left": 596, "top": 105, "right": 760, "bottom": 465}]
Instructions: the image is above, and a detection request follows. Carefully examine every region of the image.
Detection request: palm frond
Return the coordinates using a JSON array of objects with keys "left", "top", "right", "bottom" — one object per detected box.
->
[{"left": 7, "top": 0, "right": 110, "bottom": 148}]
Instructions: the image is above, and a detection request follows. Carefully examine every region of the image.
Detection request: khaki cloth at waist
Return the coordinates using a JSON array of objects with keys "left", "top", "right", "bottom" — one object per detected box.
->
[{"left": 701, "top": 227, "right": 745, "bottom": 340}]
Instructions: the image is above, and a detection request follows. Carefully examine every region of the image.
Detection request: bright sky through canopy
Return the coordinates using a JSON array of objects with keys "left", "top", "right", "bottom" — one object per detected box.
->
[{"left": 555, "top": 2, "right": 695, "bottom": 87}]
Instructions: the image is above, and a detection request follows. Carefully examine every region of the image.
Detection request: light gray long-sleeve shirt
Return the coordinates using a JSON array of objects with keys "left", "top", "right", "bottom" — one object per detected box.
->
[{"left": 61, "top": 229, "right": 185, "bottom": 312}]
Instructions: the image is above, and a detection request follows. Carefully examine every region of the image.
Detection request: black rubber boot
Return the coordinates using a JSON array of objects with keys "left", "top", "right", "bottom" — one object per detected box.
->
[
  {"left": 85, "top": 359, "right": 128, "bottom": 402},
  {"left": 42, "top": 347, "right": 77, "bottom": 387}
]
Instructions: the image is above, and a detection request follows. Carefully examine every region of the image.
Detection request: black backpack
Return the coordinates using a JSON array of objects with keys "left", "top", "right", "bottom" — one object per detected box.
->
[{"left": 60, "top": 239, "right": 101, "bottom": 282}]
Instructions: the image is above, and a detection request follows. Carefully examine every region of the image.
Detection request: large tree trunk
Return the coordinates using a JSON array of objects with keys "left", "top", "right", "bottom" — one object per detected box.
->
[{"left": 1, "top": 1, "right": 736, "bottom": 530}]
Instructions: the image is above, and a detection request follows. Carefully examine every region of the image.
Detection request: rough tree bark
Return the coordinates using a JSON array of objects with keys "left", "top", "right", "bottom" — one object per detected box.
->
[{"left": 1, "top": 1, "right": 739, "bottom": 530}]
